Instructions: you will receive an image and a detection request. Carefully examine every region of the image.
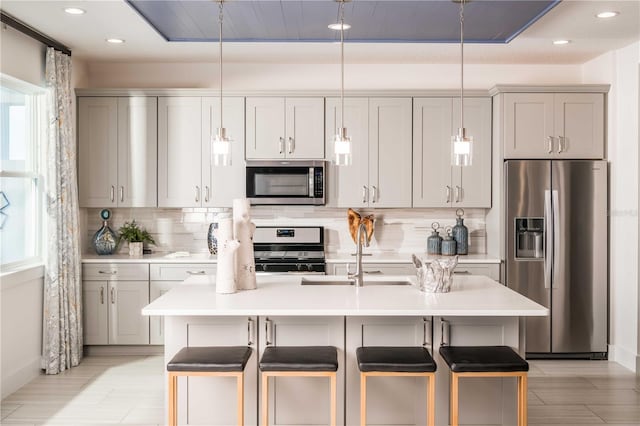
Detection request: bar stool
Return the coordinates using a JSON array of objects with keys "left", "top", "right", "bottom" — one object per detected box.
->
[
  {"left": 259, "top": 346, "right": 338, "bottom": 426},
  {"left": 356, "top": 347, "right": 437, "bottom": 426},
  {"left": 167, "top": 346, "right": 252, "bottom": 426},
  {"left": 439, "top": 345, "right": 529, "bottom": 426}
]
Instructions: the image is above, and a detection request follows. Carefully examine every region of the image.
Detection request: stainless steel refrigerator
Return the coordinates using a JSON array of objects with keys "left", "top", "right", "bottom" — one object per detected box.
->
[{"left": 505, "top": 160, "right": 608, "bottom": 358}]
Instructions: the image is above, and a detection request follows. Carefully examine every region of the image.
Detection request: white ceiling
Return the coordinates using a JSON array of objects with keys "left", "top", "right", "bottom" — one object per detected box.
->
[{"left": 1, "top": 0, "right": 639, "bottom": 65}]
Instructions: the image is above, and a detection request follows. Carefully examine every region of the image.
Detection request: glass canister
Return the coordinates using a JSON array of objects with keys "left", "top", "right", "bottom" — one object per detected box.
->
[
  {"left": 441, "top": 226, "right": 457, "bottom": 256},
  {"left": 427, "top": 222, "right": 443, "bottom": 255},
  {"left": 452, "top": 208, "right": 469, "bottom": 255},
  {"left": 92, "top": 209, "right": 118, "bottom": 255}
]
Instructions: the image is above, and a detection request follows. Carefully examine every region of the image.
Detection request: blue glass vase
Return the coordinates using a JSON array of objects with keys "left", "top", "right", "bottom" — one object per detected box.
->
[{"left": 92, "top": 209, "right": 117, "bottom": 255}]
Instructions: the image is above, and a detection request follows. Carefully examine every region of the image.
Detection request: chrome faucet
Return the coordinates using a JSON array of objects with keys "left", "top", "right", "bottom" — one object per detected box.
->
[{"left": 348, "top": 222, "right": 370, "bottom": 287}]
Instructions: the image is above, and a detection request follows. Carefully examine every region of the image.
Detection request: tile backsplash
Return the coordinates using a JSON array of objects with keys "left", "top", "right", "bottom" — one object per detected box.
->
[{"left": 81, "top": 206, "right": 487, "bottom": 255}]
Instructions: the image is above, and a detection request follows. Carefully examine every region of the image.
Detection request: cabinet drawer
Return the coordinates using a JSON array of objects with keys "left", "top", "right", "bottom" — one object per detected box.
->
[
  {"left": 454, "top": 264, "right": 500, "bottom": 281},
  {"left": 150, "top": 263, "right": 217, "bottom": 281},
  {"left": 82, "top": 263, "right": 149, "bottom": 281},
  {"left": 332, "top": 263, "right": 415, "bottom": 276}
]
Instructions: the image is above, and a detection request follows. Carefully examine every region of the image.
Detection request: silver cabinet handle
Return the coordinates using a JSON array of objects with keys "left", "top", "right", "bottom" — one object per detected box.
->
[
  {"left": 423, "top": 318, "right": 431, "bottom": 347},
  {"left": 205, "top": 186, "right": 210, "bottom": 203},
  {"left": 186, "top": 270, "right": 206, "bottom": 275},
  {"left": 455, "top": 186, "right": 461, "bottom": 203},
  {"left": 247, "top": 318, "right": 255, "bottom": 346},
  {"left": 547, "top": 136, "right": 554, "bottom": 153},
  {"left": 98, "top": 270, "right": 117, "bottom": 275},
  {"left": 446, "top": 186, "right": 452, "bottom": 203},
  {"left": 364, "top": 270, "right": 382, "bottom": 275},
  {"left": 558, "top": 136, "right": 565, "bottom": 153},
  {"left": 119, "top": 186, "right": 124, "bottom": 202},
  {"left": 362, "top": 185, "right": 368, "bottom": 204},
  {"left": 110, "top": 287, "right": 116, "bottom": 304},
  {"left": 265, "top": 318, "right": 273, "bottom": 346},
  {"left": 279, "top": 137, "right": 285, "bottom": 154},
  {"left": 287, "top": 137, "right": 294, "bottom": 154},
  {"left": 371, "top": 185, "right": 378, "bottom": 203},
  {"left": 110, "top": 185, "right": 115, "bottom": 203},
  {"left": 195, "top": 186, "right": 200, "bottom": 203},
  {"left": 440, "top": 318, "right": 450, "bottom": 347},
  {"left": 100, "top": 287, "right": 104, "bottom": 305},
  {"left": 453, "top": 270, "right": 471, "bottom": 275}
]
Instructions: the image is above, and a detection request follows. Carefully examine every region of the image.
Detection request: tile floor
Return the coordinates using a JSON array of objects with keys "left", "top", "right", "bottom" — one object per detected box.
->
[{"left": 1, "top": 356, "right": 639, "bottom": 425}]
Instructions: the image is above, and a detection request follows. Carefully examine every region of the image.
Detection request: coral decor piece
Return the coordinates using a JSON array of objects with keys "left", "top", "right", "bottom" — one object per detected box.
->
[
  {"left": 412, "top": 254, "right": 458, "bottom": 293},
  {"left": 233, "top": 199, "right": 257, "bottom": 291},
  {"left": 347, "top": 208, "right": 375, "bottom": 245},
  {"left": 214, "top": 217, "right": 240, "bottom": 294}
]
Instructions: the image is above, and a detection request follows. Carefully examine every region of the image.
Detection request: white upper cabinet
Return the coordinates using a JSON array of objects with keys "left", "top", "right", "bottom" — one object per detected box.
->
[
  {"left": 158, "top": 97, "right": 203, "bottom": 208},
  {"left": 246, "top": 97, "right": 324, "bottom": 160},
  {"left": 503, "top": 92, "right": 604, "bottom": 159},
  {"left": 413, "top": 97, "right": 492, "bottom": 208},
  {"left": 79, "top": 97, "right": 157, "bottom": 208}
]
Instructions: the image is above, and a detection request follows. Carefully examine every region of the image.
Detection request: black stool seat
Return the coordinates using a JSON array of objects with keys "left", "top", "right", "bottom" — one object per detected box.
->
[
  {"left": 439, "top": 346, "right": 528, "bottom": 373},
  {"left": 259, "top": 346, "right": 338, "bottom": 372},
  {"left": 356, "top": 347, "right": 437, "bottom": 373},
  {"left": 167, "top": 346, "right": 252, "bottom": 372}
]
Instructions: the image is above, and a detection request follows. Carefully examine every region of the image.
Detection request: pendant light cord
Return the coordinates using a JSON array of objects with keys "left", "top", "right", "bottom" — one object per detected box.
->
[
  {"left": 218, "top": 1, "right": 224, "bottom": 130},
  {"left": 340, "top": 0, "right": 345, "bottom": 131},
  {"left": 459, "top": 0, "right": 464, "bottom": 131}
]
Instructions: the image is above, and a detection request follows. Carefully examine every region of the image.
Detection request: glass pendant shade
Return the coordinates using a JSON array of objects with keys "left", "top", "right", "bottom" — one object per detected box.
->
[
  {"left": 212, "top": 127, "right": 232, "bottom": 166},
  {"left": 452, "top": 128, "right": 473, "bottom": 167},
  {"left": 334, "top": 127, "right": 352, "bottom": 166}
]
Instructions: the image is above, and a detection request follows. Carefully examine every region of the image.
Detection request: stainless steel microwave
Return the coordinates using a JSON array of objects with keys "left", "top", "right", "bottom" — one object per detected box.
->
[{"left": 246, "top": 160, "right": 325, "bottom": 205}]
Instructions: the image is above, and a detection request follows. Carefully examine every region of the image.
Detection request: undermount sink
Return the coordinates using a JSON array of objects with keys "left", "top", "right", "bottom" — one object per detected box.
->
[{"left": 300, "top": 277, "right": 413, "bottom": 286}]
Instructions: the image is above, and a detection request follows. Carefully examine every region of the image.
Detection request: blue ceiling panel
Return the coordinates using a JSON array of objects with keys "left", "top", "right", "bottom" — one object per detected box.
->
[{"left": 126, "top": 0, "right": 560, "bottom": 44}]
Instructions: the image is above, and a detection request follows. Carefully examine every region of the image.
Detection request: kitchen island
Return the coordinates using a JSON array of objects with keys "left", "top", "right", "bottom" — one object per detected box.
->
[{"left": 143, "top": 274, "right": 546, "bottom": 426}]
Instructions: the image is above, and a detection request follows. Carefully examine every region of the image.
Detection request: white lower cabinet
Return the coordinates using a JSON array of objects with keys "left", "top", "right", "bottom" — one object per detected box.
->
[
  {"left": 149, "top": 281, "right": 180, "bottom": 345},
  {"left": 165, "top": 316, "right": 258, "bottom": 425},
  {"left": 259, "top": 316, "right": 345, "bottom": 426},
  {"left": 345, "top": 317, "right": 432, "bottom": 426},
  {"left": 83, "top": 281, "right": 109, "bottom": 345},
  {"left": 331, "top": 262, "right": 415, "bottom": 276}
]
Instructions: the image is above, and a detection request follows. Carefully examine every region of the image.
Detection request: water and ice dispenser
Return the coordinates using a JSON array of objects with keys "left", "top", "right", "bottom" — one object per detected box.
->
[{"left": 515, "top": 218, "right": 544, "bottom": 259}]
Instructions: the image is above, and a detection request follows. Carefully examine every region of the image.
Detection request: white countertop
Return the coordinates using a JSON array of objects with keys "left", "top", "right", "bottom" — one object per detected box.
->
[
  {"left": 81, "top": 253, "right": 218, "bottom": 264},
  {"left": 326, "top": 253, "right": 501, "bottom": 264},
  {"left": 142, "top": 275, "right": 546, "bottom": 317}
]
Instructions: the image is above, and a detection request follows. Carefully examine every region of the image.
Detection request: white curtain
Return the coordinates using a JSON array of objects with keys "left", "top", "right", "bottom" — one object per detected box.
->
[{"left": 42, "top": 47, "right": 82, "bottom": 374}]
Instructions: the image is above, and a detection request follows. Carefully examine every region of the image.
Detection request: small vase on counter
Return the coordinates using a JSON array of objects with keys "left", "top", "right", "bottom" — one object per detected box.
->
[
  {"left": 452, "top": 208, "right": 469, "bottom": 255},
  {"left": 427, "top": 222, "right": 443, "bottom": 255},
  {"left": 92, "top": 209, "right": 117, "bottom": 255},
  {"left": 441, "top": 227, "right": 457, "bottom": 256}
]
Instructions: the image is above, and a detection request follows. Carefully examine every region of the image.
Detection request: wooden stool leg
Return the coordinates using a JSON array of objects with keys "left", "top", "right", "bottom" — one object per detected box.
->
[
  {"left": 450, "top": 373, "right": 459, "bottom": 426},
  {"left": 168, "top": 373, "right": 177, "bottom": 426},
  {"left": 261, "top": 373, "right": 269, "bottom": 426},
  {"left": 427, "top": 373, "right": 435, "bottom": 426},
  {"left": 519, "top": 373, "right": 528, "bottom": 426},
  {"left": 360, "top": 373, "right": 367, "bottom": 426},
  {"left": 237, "top": 372, "right": 244, "bottom": 426},
  {"left": 330, "top": 372, "right": 337, "bottom": 426}
]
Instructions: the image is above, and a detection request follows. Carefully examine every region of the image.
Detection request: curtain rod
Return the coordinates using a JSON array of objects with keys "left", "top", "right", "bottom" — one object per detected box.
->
[{"left": 1, "top": 11, "right": 71, "bottom": 56}]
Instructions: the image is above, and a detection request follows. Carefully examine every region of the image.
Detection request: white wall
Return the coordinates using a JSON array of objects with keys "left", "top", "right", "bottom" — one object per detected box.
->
[
  {"left": 582, "top": 41, "right": 640, "bottom": 372},
  {"left": 86, "top": 61, "right": 582, "bottom": 90}
]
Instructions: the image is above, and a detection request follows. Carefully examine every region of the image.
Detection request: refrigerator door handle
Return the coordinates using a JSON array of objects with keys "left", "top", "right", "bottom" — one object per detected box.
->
[
  {"left": 552, "top": 190, "right": 560, "bottom": 289},
  {"left": 544, "top": 189, "right": 553, "bottom": 289}
]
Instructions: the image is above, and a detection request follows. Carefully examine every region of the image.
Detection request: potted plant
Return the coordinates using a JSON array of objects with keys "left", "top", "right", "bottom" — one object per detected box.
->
[{"left": 118, "top": 220, "right": 155, "bottom": 256}]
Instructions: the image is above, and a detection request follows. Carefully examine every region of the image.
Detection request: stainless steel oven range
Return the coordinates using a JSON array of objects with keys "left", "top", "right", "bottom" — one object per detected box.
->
[{"left": 253, "top": 226, "right": 325, "bottom": 274}]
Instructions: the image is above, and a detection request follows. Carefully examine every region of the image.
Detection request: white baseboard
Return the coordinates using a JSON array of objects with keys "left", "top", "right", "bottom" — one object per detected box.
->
[
  {"left": 1, "top": 356, "right": 42, "bottom": 399},
  {"left": 608, "top": 344, "right": 638, "bottom": 372},
  {"left": 84, "top": 345, "right": 164, "bottom": 357}
]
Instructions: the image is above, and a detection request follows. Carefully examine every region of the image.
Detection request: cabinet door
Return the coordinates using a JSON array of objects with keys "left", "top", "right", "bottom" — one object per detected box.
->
[
  {"left": 259, "top": 316, "right": 345, "bottom": 426},
  {"left": 503, "top": 93, "right": 555, "bottom": 159},
  {"left": 325, "top": 97, "right": 370, "bottom": 208},
  {"left": 149, "top": 281, "right": 179, "bottom": 345},
  {"left": 108, "top": 281, "right": 150, "bottom": 345},
  {"left": 369, "top": 98, "right": 413, "bottom": 207},
  {"left": 413, "top": 98, "right": 453, "bottom": 207},
  {"left": 285, "top": 97, "right": 325, "bottom": 159},
  {"left": 202, "top": 97, "right": 246, "bottom": 207},
  {"left": 78, "top": 97, "right": 118, "bottom": 207},
  {"left": 345, "top": 317, "right": 432, "bottom": 425},
  {"left": 554, "top": 93, "right": 604, "bottom": 159},
  {"left": 158, "top": 97, "right": 203, "bottom": 208},
  {"left": 454, "top": 264, "right": 501, "bottom": 282},
  {"left": 452, "top": 97, "right": 492, "bottom": 208},
  {"left": 165, "top": 316, "right": 258, "bottom": 425},
  {"left": 117, "top": 97, "right": 157, "bottom": 207},
  {"left": 246, "top": 97, "right": 285, "bottom": 159},
  {"left": 82, "top": 281, "right": 108, "bottom": 345}
]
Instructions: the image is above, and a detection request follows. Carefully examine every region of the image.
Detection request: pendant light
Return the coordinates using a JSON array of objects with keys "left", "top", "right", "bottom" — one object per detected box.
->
[
  {"left": 332, "top": 0, "right": 352, "bottom": 166},
  {"left": 211, "top": 0, "right": 232, "bottom": 166},
  {"left": 451, "top": 0, "right": 473, "bottom": 167}
]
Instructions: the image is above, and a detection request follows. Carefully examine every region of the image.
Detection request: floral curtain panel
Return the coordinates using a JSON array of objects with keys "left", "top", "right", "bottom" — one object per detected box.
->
[{"left": 43, "top": 47, "right": 82, "bottom": 374}]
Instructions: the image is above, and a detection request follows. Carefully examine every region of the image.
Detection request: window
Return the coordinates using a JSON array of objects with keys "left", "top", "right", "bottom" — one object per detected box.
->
[{"left": 0, "top": 76, "right": 45, "bottom": 269}]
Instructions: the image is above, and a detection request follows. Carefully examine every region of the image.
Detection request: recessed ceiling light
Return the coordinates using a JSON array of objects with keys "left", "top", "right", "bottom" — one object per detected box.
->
[
  {"left": 106, "top": 38, "right": 125, "bottom": 44},
  {"left": 553, "top": 39, "right": 570, "bottom": 45},
  {"left": 64, "top": 7, "right": 85, "bottom": 15},
  {"left": 596, "top": 11, "right": 619, "bottom": 19},
  {"left": 328, "top": 23, "right": 351, "bottom": 31}
]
